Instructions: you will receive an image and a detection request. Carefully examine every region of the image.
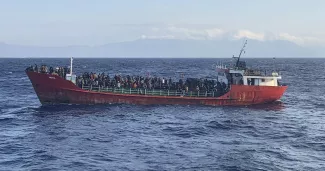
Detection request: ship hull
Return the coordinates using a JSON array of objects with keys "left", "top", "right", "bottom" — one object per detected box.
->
[{"left": 26, "top": 71, "right": 287, "bottom": 106}]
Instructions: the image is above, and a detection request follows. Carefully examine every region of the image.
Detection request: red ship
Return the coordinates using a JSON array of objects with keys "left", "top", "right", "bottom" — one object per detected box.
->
[{"left": 26, "top": 40, "right": 287, "bottom": 106}]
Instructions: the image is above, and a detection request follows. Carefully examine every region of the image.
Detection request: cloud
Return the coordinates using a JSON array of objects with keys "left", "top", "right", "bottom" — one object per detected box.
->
[
  {"left": 276, "top": 33, "right": 325, "bottom": 46},
  {"left": 145, "top": 26, "right": 267, "bottom": 42},
  {"left": 140, "top": 35, "right": 175, "bottom": 39},
  {"left": 232, "top": 30, "right": 265, "bottom": 41},
  {"left": 232, "top": 31, "right": 324, "bottom": 46},
  {"left": 276, "top": 33, "right": 304, "bottom": 45},
  {"left": 144, "top": 25, "right": 225, "bottom": 40},
  {"left": 205, "top": 28, "right": 225, "bottom": 38},
  {"left": 138, "top": 24, "right": 324, "bottom": 47},
  {"left": 167, "top": 26, "right": 225, "bottom": 40}
]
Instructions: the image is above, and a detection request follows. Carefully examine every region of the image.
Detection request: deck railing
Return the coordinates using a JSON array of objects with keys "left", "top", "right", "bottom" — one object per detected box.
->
[{"left": 81, "top": 85, "right": 219, "bottom": 98}]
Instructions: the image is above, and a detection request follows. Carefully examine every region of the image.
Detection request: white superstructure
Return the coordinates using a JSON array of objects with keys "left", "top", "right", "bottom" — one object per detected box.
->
[{"left": 215, "top": 40, "right": 283, "bottom": 87}]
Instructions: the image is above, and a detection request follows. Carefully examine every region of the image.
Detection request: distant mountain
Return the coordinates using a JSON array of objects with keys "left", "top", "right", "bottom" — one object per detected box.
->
[{"left": 0, "top": 39, "right": 322, "bottom": 58}]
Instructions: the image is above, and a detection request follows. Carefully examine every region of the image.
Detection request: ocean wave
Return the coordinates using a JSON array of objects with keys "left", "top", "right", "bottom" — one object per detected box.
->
[{"left": 1, "top": 58, "right": 325, "bottom": 170}]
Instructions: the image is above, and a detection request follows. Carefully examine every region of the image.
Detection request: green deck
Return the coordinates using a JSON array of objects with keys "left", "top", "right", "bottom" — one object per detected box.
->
[{"left": 81, "top": 85, "right": 219, "bottom": 97}]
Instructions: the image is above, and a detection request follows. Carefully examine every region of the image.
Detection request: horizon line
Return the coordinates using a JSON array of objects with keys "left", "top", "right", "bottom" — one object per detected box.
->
[{"left": 1, "top": 56, "right": 325, "bottom": 59}]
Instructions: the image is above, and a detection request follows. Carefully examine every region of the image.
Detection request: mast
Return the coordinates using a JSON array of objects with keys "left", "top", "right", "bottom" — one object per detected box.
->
[
  {"left": 70, "top": 57, "right": 73, "bottom": 75},
  {"left": 235, "top": 40, "right": 247, "bottom": 68}
]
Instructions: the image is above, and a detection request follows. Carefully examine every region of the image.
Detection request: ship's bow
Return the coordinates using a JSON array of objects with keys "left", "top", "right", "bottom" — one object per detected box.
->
[{"left": 26, "top": 71, "right": 79, "bottom": 105}]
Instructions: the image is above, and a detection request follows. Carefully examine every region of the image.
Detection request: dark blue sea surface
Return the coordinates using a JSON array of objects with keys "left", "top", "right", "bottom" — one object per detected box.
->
[{"left": 0, "top": 58, "right": 325, "bottom": 171}]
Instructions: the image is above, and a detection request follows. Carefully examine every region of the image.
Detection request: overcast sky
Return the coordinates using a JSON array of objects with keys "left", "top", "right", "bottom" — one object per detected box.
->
[{"left": 0, "top": 0, "right": 324, "bottom": 47}]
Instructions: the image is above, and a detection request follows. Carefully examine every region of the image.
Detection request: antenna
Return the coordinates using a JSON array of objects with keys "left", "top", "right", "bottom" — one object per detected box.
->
[{"left": 235, "top": 40, "right": 247, "bottom": 68}]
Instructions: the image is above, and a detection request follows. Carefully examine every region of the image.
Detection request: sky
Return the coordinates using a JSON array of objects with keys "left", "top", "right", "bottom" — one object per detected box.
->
[{"left": 0, "top": 0, "right": 324, "bottom": 47}]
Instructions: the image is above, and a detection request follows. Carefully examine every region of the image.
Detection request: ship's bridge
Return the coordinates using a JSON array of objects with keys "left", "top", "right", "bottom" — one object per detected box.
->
[
  {"left": 228, "top": 68, "right": 282, "bottom": 86},
  {"left": 215, "top": 39, "right": 283, "bottom": 87},
  {"left": 216, "top": 63, "right": 282, "bottom": 87}
]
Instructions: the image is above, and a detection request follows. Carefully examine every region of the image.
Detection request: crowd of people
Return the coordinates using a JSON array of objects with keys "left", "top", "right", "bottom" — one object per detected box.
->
[
  {"left": 26, "top": 64, "right": 70, "bottom": 78},
  {"left": 76, "top": 72, "right": 229, "bottom": 96},
  {"left": 26, "top": 64, "right": 230, "bottom": 97}
]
